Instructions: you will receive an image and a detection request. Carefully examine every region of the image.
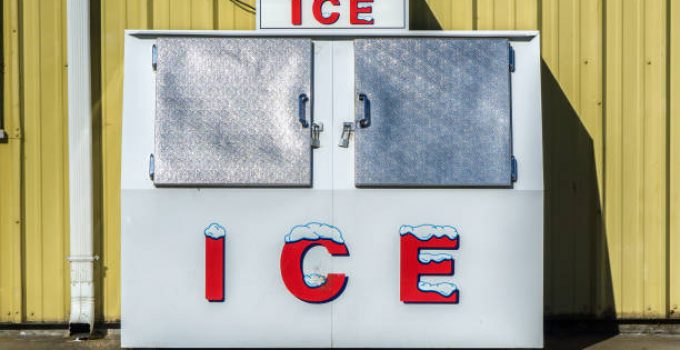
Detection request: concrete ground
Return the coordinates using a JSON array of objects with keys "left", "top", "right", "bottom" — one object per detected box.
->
[
  {"left": 545, "top": 334, "right": 680, "bottom": 349},
  {"left": 1, "top": 330, "right": 680, "bottom": 349}
]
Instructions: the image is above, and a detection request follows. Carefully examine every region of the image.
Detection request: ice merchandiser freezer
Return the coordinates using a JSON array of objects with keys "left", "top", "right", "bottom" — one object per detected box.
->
[{"left": 121, "top": 31, "right": 543, "bottom": 348}]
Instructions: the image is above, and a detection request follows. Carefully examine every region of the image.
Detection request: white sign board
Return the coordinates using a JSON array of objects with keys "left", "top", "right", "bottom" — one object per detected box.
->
[{"left": 258, "top": 0, "right": 408, "bottom": 30}]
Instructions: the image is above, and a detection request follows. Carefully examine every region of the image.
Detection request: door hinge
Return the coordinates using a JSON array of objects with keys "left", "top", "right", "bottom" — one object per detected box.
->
[
  {"left": 509, "top": 45, "right": 516, "bottom": 73},
  {"left": 152, "top": 44, "right": 158, "bottom": 71},
  {"left": 149, "top": 153, "right": 155, "bottom": 181},
  {"left": 511, "top": 156, "right": 518, "bottom": 182}
]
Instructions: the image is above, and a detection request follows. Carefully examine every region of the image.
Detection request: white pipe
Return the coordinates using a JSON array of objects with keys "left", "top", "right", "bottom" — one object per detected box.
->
[{"left": 66, "top": 0, "right": 95, "bottom": 334}]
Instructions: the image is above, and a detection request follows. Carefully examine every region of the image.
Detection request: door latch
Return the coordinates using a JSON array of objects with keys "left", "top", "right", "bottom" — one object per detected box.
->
[
  {"left": 311, "top": 122, "right": 323, "bottom": 149},
  {"left": 339, "top": 122, "right": 354, "bottom": 148}
]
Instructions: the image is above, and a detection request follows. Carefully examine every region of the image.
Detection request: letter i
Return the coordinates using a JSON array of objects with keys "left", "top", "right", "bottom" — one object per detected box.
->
[
  {"left": 292, "top": 0, "right": 302, "bottom": 25},
  {"left": 204, "top": 223, "right": 227, "bottom": 302}
]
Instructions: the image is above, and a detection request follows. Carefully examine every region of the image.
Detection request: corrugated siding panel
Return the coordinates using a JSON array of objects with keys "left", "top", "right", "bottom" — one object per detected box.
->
[
  {"left": 0, "top": 0, "right": 23, "bottom": 324},
  {"left": 671, "top": 0, "right": 680, "bottom": 319},
  {"left": 20, "top": 0, "right": 70, "bottom": 322},
  {"left": 101, "top": 0, "right": 150, "bottom": 323},
  {"left": 604, "top": 0, "right": 624, "bottom": 318},
  {"left": 641, "top": 0, "right": 668, "bottom": 318},
  {"left": 604, "top": 0, "right": 669, "bottom": 318}
]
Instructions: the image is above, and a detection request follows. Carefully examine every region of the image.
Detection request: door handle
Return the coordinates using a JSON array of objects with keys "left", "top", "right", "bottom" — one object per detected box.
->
[
  {"left": 298, "top": 94, "right": 310, "bottom": 128},
  {"left": 357, "top": 93, "right": 371, "bottom": 128}
]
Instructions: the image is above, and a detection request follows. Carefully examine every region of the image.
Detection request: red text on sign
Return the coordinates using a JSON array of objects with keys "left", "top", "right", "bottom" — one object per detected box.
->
[
  {"left": 291, "top": 0, "right": 375, "bottom": 26},
  {"left": 350, "top": 0, "right": 374, "bottom": 24},
  {"left": 400, "top": 233, "right": 460, "bottom": 303},
  {"left": 313, "top": 0, "right": 341, "bottom": 25},
  {"left": 280, "top": 238, "right": 349, "bottom": 303}
]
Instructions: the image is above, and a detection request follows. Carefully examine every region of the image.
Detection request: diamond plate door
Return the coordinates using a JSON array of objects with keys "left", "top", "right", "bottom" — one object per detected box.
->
[
  {"left": 354, "top": 39, "right": 513, "bottom": 187},
  {"left": 154, "top": 38, "right": 313, "bottom": 186}
]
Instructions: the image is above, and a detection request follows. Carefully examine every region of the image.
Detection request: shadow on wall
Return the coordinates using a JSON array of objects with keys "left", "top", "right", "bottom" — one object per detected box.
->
[
  {"left": 541, "top": 61, "right": 615, "bottom": 321},
  {"left": 410, "top": 0, "right": 618, "bottom": 333},
  {"left": 541, "top": 62, "right": 618, "bottom": 344},
  {"left": 90, "top": 0, "right": 105, "bottom": 322},
  {"left": 410, "top": 0, "right": 443, "bottom": 30}
]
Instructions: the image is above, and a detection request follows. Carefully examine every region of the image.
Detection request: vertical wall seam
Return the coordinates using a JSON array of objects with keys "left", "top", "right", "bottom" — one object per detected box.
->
[
  {"left": 639, "top": 0, "right": 646, "bottom": 315},
  {"left": 536, "top": 0, "right": 542, "bottom": 33},
  {"left": 17, "top": 0, "right": 26, "bottom": 323},
  {"left": 61, "top": 0, "right": 69, "bottom": 319},
  {"left": 37, "top": 0, "right": 45, "bottom": 318},
  {"left": 147, "top": 0, "right": 154, "bottom": 30},
  {"left": 575, "top": 0, "right": 582, "bottom": 311},
  {"left": 555, "top": 0, "right": 559, "bottom": 78},
  {"left": 665, "top": 0, "right": 672, "bottom": 317},
  {"left": 472, "top": 0, "right": 478, "bottom": 30},
  {"left": 618, "top": 0, "right": 624, "bottom": 315},
  {"left": 640, "top": 0, "right": 648, "bottom": 317},
  {"left": 600, "top": 0, "right": 608, "bottom": 317},
  {"left": 212, "top": 0, "right": 219, "bottom": 30},
  {"left": 16, "top": 0, "right": 26, "bottom": 323},
  {"left": 670, "top": 0, "right": 680, "bottom": 318},
  {"left": 511, "top": 0, "right": 516, "bottom": 29},
  {"left": 123, "top": 1, "right": 128, "bottom": 29}
]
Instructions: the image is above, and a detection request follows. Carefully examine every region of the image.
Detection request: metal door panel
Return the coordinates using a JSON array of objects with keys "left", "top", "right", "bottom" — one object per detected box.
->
[
  {"left": 354, "top": 39, "right": 512, "bottom": 187},
  {"left": 154, "top": 38, "right": 312, "bottom": 186}
]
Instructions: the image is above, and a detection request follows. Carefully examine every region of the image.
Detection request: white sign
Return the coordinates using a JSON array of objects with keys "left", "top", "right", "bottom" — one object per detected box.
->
[{"left": 258, "top": 0, "right": 408, "bottom": 30}]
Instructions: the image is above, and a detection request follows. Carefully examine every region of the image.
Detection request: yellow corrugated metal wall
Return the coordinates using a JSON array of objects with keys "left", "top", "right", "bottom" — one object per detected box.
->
[
  {"left": 1, "top": 0, "right": 70, "bottom": 323},
  {"left": 0, "top": 0, "right": 23, "bottom": 324},
  {"left": 0, "top": 0, "right": 677, "bottom": 322}
]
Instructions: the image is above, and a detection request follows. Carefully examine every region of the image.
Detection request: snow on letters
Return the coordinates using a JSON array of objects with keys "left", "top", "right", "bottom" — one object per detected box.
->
[
  {"left": 285, "top": 222, "right": 345, "bottom": 244},
  {"left": 204, "top": 223, "right": 227, "bottom": 240},
  {"left": 304, "top": 273, "right": 327, "bottom": 288},
  {"left": 418, "top": 281, "right": 458, "bottom": 297},
  {"left": 399, "top": 224, "right": 459, "bottom": 241},
  {"left": 418, "top": 251, "right": 454, "bottom": 264}
]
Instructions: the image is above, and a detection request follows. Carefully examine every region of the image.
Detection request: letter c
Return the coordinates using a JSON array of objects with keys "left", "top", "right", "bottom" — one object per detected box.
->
[
  {"left": 280, "top": 239, "right": 349, "bottom": 303},
  {"left": 313, "top": 0, "right": 341, "bottom": 25}
]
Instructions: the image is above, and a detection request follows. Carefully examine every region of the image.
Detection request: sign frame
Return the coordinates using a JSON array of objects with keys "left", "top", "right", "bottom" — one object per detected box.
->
[{"left": 256, "top": 0, "right": 410, "bottom": 32}]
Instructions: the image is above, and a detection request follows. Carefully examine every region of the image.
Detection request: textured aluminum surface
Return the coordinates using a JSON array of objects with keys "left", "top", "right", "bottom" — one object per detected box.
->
[
  {"left": 354, "top": 39, "right": 512, "bottom": 187},
  {"left": 154, "top": 38, "right": 312, "bottom": 186}
]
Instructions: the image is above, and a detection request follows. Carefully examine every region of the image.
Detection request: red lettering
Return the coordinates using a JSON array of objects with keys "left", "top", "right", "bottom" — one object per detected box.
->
[
  {"left": 291, "top": 0, "right": 302, "bottom": 25},
  {"left": 400, "top": 226, "right": 460, "bottom": 303},
  {"left": 350, "top": 0, "right": 374, "bottom": 24},
  {"left": 205, "top": 223, "right": 227, "bottom": 302},
  {"left": 281, "top": 238, "right": 349, "bottom": 303},
  {"left": 313, "top": 0, "right": 341, "bottom": 25}
]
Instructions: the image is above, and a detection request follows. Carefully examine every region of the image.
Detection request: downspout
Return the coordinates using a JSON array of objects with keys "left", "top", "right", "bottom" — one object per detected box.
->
[{"left": 66, "top": 0, "right": 95, "bottom": 335}]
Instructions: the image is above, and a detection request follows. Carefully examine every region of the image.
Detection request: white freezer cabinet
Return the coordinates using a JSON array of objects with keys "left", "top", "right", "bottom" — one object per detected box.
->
[{"left": 121, "top": 32, "right": 543, "bottom": 349}]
